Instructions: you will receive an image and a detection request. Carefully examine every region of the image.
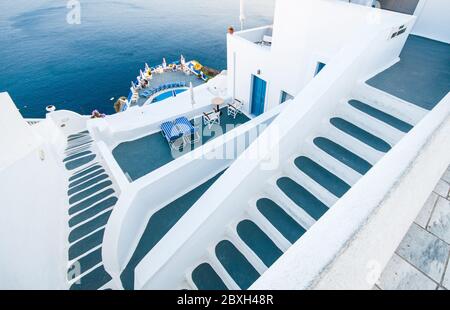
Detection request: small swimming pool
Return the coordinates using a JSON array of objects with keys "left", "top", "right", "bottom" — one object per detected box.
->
[{"left": 152, "top": 88, "right": 187, "bottom": 103}]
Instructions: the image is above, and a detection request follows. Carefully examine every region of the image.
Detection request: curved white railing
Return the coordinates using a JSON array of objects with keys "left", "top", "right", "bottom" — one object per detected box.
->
[{"left": 102, "top": 104, "right": 284, "bottom": 288}]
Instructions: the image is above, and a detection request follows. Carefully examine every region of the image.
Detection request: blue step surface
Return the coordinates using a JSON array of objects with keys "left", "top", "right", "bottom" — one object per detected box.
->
[
  {"left": 277, "top": 177, "right": 328, "bottom": 221},
  {"left": 69, "top": 229, "right": 105, "bottom": 260},
  {"left": 120, "top": 170, "right": 226, "bottom": 290},
  {"left": 314, "top": 137, "right": 372, "bottom": 175},
  {"left": 69, "top": 196, "right": 117, "bottom": 227},
  {"left": 68, "top": 174, "right": 109, "bottom": 196},
  {"left": 330, "top": 118, "right": 391, "bottom": 152},
  {"left": 69, "top": 169, "right": 106, "bottom": 188},
  {"left": 69, "top": 188, "right": 115, "bottom": 215},
  {"left": 68, "top": 180, "right": 112, "bottom": 205},
  {"left": 67, "top": 248, "right": 102, "bottom": 280},
  {"left": 64, "top": 151, "right": 93, "bottom": 163},
  {"left": 348, "top": 100, "right": 413, "bottom": 133},
  {"left": 69, "top": 164, "right": 102, "bottom": 182},
  {"left": 65, "top": 154, "right": 97, "bottom": 171},
  {"left": 69, "top": 210, "right": 112, "bottom": 243},
  {"left": 237, "top": 220, "right": 283, "bottom": 267},
  {"left": 215, "top": 240, "right": 260, "bottom": 290},
  {"left": 256, "top": 198, "right": 306, "bottom": 244},
  {"left": 70, "top": 265, "right": 111, "bottom": 290},
  {"left": 191, "top": 263, "right": 229, "bottom": 290},
  {"left": 294, "top": 156, "right": 350, "bottom": 198},
  {"left": 66, "top": 140, "right": 93, "bottom": 152}
]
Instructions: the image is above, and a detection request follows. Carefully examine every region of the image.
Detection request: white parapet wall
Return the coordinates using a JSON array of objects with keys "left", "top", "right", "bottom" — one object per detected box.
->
[
  {"left": 102, "top": 104, "right": 284, "bottom": 288},
  {"left": 0, "top": 93, "right": 69, "bottom": 289},
  {"left": 253, "top": 93, "right": 450, "bottom": 289}
]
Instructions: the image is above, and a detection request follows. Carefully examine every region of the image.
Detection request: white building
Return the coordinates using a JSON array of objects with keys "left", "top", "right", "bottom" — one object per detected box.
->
[{"left": 0, "top": 0, "right": 449, "bottom": 290}]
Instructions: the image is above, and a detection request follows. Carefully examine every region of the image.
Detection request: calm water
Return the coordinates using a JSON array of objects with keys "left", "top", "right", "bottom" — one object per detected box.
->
[{"left": 0, "top": 0, "right": 274, "bottom": 118}]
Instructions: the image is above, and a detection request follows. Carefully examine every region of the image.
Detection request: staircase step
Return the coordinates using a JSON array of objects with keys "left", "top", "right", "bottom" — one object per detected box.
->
[
  {"left": 65, "top": 154, "right": 97, "bottom": 171},
  {"left": 236, "top": 220, "right": 283, "bottom": 267},
  {"left": 63, "top": 151, "right": 93, "bottom": 163},
  {"left": 69, "top": 196, "right": 117, "bottom": 227},
  {"left": 70, "top": 265, "right": 112, "bottom": 290},
  {"left": 69, "top": 169, "right": 106, "bottom": 188},
  {"left": 69, "top": 229, "right": 105, "bottom": 260},
  {"left": 191, "top": 263, "right": 229, "bottom": 290},
  {"left": 313, "top": 137, "right": 372, "bottom": 175},
  {"left": 68, "top": 180, "right": 112, "bottom": 205},
  {"left": 68, "top": 130, "right": 89, "bottom": 140},
  {"left": 67, "top": 248, "right": 102, "bottom": 281},
  {"left": 69, "top": 164, "right": 102, "bottom": 182},
  {"left": 330, "top": 118, "right": 391, "bottom": 152},
  {"left": 348, "top": 100, "right": 413, "bottom": 133},
  {"left": 277, "top": 177, "right": 328, "bottom": 221},
  {"left": 69, "top": 189, "right": 115, "bottom": 216},
  {"left": 65, "top": 140, "right": 93, "bottom": 152},
  {"left": 256, "top": 198, "right": 306, "bottom": 244},
  {"left": 215, "top": 240, "right": 260, "bottom": 290},
  {"left": 294, "top": 156, "right": 351, "bottom": 198},
  {"left": 69, "top": 210, "right": 112, "bottom": 243},
  {"left": 68, "top": 174, "right": 109, "bottom": 196}
]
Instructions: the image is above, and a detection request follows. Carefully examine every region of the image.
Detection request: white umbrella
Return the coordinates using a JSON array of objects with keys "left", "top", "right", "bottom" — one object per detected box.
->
[
  {"left": 131, "top": 81, "right": 136, "bottom": 90},
  {"left": 162, "top": 58, "right": 167, "bottom": 68},
  {"left": 240, "top": 0, "right": 246, "bottom": 30},
  {"left": 180, "top": 55, "right": 186, "bottom": 66},
  {"left": 140, "top": 69, "right": 146, "bottom": 80},
  {"left": 145, "top": 63, "right": 150, "bottom": 71},
  {"left": 189, "top": 82, "right": 195, "bottom": 108}
]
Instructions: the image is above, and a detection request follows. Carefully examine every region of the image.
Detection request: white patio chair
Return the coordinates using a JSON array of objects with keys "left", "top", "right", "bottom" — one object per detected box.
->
[
  {"left": 227, "top": 99, "right": 243, "bottom": 119},
  {"left": 203, "top": 111, "right": 221, "bottom": 129}
]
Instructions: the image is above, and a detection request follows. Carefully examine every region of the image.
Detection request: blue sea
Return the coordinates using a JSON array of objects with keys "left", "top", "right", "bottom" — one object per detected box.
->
[{"left": 0, "top": 0, "right": 274, "bottom": 118}]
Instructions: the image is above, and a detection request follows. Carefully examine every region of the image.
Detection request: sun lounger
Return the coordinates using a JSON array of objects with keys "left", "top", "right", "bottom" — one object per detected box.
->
[{"left": 175, "top": 117, "right": 200, "bottom": 144}]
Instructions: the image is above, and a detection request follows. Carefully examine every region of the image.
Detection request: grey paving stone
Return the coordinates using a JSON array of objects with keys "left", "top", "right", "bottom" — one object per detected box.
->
[
  {"left": 396, "top": 223, "right": 450, "bottom": 282},
  {"left": 377, "top": 254, "right": 437, "bottom": 290},
  {"left": 427, "top": 196, "right": 450, "bottom": 244},
  {"left": 442, "top": 261, "right": 450, "bottom": 290},
  {"left": 442, "top": 167, "right": 450, "bottom": 184},
  {"left": 434, "top": 180, "right": 450, "bottom": 198},
  {"left": 415, "top": 192, "right": 439, "bottom": 228}
]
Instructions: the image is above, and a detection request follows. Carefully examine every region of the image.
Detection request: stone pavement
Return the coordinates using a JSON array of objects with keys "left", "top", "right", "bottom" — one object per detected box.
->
[{"left": 375, "top": 165, "right": 450, "bottom": 290}]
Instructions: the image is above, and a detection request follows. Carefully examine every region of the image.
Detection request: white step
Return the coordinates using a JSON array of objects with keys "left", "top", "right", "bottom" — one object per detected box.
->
[
  {"left": 283, "top": 158, "right": 338, "bottom": 205},
  {"left": 334, "top": 103, "right": 402, "bottom": 146},
  {"left": 300, "top": 140, "right": 363, "bottom": 185},
  {"left": 352, "top": 83, "right": 427, "bottom": 125},
  {"left": 264, "top": 177, "right": 316, "bottom": 230},
  {"left": 323, "top": 126, "right": 384, "bottom": 165},
  {"left": 246, "top": 199, "right": 292, "bottom": 251}
]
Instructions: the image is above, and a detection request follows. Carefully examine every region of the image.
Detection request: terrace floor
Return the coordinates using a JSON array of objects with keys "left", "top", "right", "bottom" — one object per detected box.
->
[
  {"left": 367, "top": 35, "right": 450, "bottom": 110},
  {"left": 376, "top": 165, "right": 450, "bottom": 290},
  {"left": 112, "top": 108, "right": 250, "bottom": 181},
  {"left": 135, "top": 70, "right": 205, "bottom": 107}
]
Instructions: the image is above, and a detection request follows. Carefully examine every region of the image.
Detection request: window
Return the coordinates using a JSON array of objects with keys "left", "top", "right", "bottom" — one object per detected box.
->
[
  {"left": 315, "top": 62, "right": 326, "bottom": 76},
  {"left": 280, "top": 91, "right": 294, "bottom": 104}
]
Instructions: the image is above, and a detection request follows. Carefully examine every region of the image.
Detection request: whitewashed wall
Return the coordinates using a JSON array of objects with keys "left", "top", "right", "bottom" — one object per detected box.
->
[
  {"left": 227, "top": 0, "right": 415, "bottom": 115},
  {"left": 413, "top": 0, "right": 450, "bottom": 43},
  {"left": 0, "top": 94, "right": 68, "bottom": 289}
]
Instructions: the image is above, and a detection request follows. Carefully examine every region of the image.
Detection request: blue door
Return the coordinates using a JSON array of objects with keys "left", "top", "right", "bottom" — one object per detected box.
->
[{"left": 251, "top": 75, "right": 267, "bottom": 116}]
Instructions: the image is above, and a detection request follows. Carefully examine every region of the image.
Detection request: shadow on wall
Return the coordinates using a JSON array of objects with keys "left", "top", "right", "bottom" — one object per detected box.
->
[{"left": 378, "top": 0, "right": 420, "bottom": 15}]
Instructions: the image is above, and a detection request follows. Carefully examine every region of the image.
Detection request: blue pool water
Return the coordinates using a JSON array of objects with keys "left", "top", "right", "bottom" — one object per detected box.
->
[
  {"left": 152, "top": 88, "right": 187, "bottom": 103},
  {"left": 0, "top": 0, "right": 274, "bottom": 118}
]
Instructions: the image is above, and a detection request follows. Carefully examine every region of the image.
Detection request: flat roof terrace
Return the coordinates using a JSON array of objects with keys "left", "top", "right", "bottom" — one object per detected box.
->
[
  {"left": 368, "top": 35, "right": 450, "bottom": 110},
  {"left": 112, "top": 108, "right": 250, "bottom": 181}
]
